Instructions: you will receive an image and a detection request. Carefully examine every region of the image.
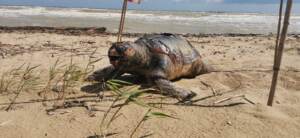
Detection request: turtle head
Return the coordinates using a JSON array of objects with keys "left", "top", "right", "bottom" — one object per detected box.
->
[{"left": 108, "top": 42, "right": 136, "bottom": 68}]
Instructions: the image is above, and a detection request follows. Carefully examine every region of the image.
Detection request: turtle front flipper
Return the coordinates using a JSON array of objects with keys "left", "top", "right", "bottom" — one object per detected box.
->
[
  {"left": 154, "top": 78, "right": 196, "bottom": 102},
  {"left": 86, "top": 65, "right": 123, "bottom": 82}
]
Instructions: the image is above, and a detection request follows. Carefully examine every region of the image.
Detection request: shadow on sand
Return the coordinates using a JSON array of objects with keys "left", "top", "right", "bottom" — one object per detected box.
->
[{"left": 80, "top": 74, "right": 149, "bottom": 94}]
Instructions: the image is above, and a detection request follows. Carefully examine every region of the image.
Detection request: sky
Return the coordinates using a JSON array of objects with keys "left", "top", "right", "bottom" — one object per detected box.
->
[{"left": 0, "top": 0, "right": 300, "bottom": 13}]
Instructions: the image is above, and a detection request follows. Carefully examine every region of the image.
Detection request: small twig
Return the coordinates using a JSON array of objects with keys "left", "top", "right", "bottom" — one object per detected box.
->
[
  {"left": 213, "top": 94, "right": 255, "bottom": 105},
  {"left": 200, "top": 81, "right": 218, "bottom": 96},
  {"left": 0, "top": 120, "right": 12, "bottom": 126},
  {"left": 243, "top": 97, "right": 255, "bottom": 105},
  {"left": 214, "top": 94, "right": 245, "bottom": 104},
  {"left": 46, "top": 100, "right": 96, "bottom": 114}
]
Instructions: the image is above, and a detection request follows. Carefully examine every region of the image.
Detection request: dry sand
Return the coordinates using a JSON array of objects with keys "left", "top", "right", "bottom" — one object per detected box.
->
[{"left": 0, "top": 31, "right": 299, "bottom": 138}]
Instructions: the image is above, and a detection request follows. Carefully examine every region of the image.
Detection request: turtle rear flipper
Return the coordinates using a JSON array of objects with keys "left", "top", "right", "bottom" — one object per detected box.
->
[
  {"left": 198, "top": 62, "right": 215, "bottom": 74},
  {"left": 154, "top": 78, "right": 197, "bottom": 102}
]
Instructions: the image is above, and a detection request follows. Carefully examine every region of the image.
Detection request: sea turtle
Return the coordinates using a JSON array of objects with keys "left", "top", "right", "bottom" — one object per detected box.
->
[{"left": 86, "top": 33, "right": 212, "bottom": 101}]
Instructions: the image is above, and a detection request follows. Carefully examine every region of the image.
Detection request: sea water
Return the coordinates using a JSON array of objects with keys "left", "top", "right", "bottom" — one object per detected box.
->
[{"left": 0, "top": 6, "right": 299, "bottom": 34}]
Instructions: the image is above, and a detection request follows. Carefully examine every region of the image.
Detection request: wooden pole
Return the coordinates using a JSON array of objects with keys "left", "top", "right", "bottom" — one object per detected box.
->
[
  {"left": 267, "top": 0, "right": 293, "bottom": 106},
  {"left": 117, "top": 0, "right": 128, "bottom": 42},
  {"left": 274, "top": 0, "right": 284, "bottom": 61}
]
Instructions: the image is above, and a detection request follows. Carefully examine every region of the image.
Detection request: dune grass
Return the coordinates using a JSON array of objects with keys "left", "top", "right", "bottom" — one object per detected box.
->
[
  {"left": 0, "top": 49, "right": 176, "bottom": 137},
  {"left": 3, "top": 64, "right": 41, "bottom": 111}
]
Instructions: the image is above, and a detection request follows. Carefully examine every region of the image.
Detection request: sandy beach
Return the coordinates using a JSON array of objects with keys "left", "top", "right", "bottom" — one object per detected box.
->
[{"left": 0, "top": 28, "right": 300, "bottom": 138}]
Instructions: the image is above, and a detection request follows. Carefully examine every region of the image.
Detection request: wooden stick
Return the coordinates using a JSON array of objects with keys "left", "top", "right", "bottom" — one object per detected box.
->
[
  {"left": 200, "top": 81, "right": 218, "bottom": 96},
  {"left": 117, "top": 0, "right": 128, "bottom": 42},
  {"left": 214, "top": 94, "right": 245, "bottom": 104},
  {"left": 243, "top": 97, "right": 255, "bottom": 105},
  {"left": 274, "top": 0, "right": 284, "bottom": 62},
  {"left": 267, "top": 0, "right": 293, "bottom": 106}
]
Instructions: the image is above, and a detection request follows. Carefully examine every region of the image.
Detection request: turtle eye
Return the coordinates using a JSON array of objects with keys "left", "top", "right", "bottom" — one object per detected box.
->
[{"left": 116, "top": 46, "right": 128, "bottom": 54}]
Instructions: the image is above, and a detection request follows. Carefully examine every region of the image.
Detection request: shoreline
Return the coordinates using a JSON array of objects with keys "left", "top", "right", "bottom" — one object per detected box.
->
[
  {"left": 1, "top": 26, "right": 300, "bottom": 37},
  {"left": 0, "top": 3, "right": 300, "bottom": 16},
  {"left": 0, "top": 5, "right": 269, "bottom": 14}
]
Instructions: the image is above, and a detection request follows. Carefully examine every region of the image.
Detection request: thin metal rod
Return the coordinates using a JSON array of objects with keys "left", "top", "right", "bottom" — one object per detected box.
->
[
  {"left": 117, "top": 0, "right": 128, "bottom": 42},
  {"left": 267, "top": 0, "right": 293, "bottom": 106}
]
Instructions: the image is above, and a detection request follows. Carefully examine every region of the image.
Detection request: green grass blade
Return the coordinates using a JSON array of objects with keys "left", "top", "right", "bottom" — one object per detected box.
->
[
  {"left": 131, "top": 98, "right": 150, "bottom": 108},
  {"left": 150, "top": 112, "right": 178, "bottom": 119},
  {"left": 106, "top": 81, "right": 123, "bottom": 88},
  {"left": 109, "top": 79, "right": 133, "bottom": 85}
]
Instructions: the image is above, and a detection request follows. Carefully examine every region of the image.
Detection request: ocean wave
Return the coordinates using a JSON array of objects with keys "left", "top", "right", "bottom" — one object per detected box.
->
[
  {"left": 0, "top": 6, "right": 299, "bottom": 34},
  {"left": 0, "top": 6, "right": 204, "bottom": 22},
  {"left": 0, "top": 6, "right": 118, "bottom": 18},
  {"left": 0, "top": 5, "right": 288, "bottom": 23}
]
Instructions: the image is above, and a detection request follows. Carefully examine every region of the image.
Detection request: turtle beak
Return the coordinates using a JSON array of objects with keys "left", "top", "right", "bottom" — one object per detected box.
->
[
  {"left": 110, "top": 60, "right": 119, "bottom": 67},
  {"left": 108, "top": 47, "right": 120, "bottom": 67},
  {"left": 109, "top": 55, "right": 121, "bottom": 67}
]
